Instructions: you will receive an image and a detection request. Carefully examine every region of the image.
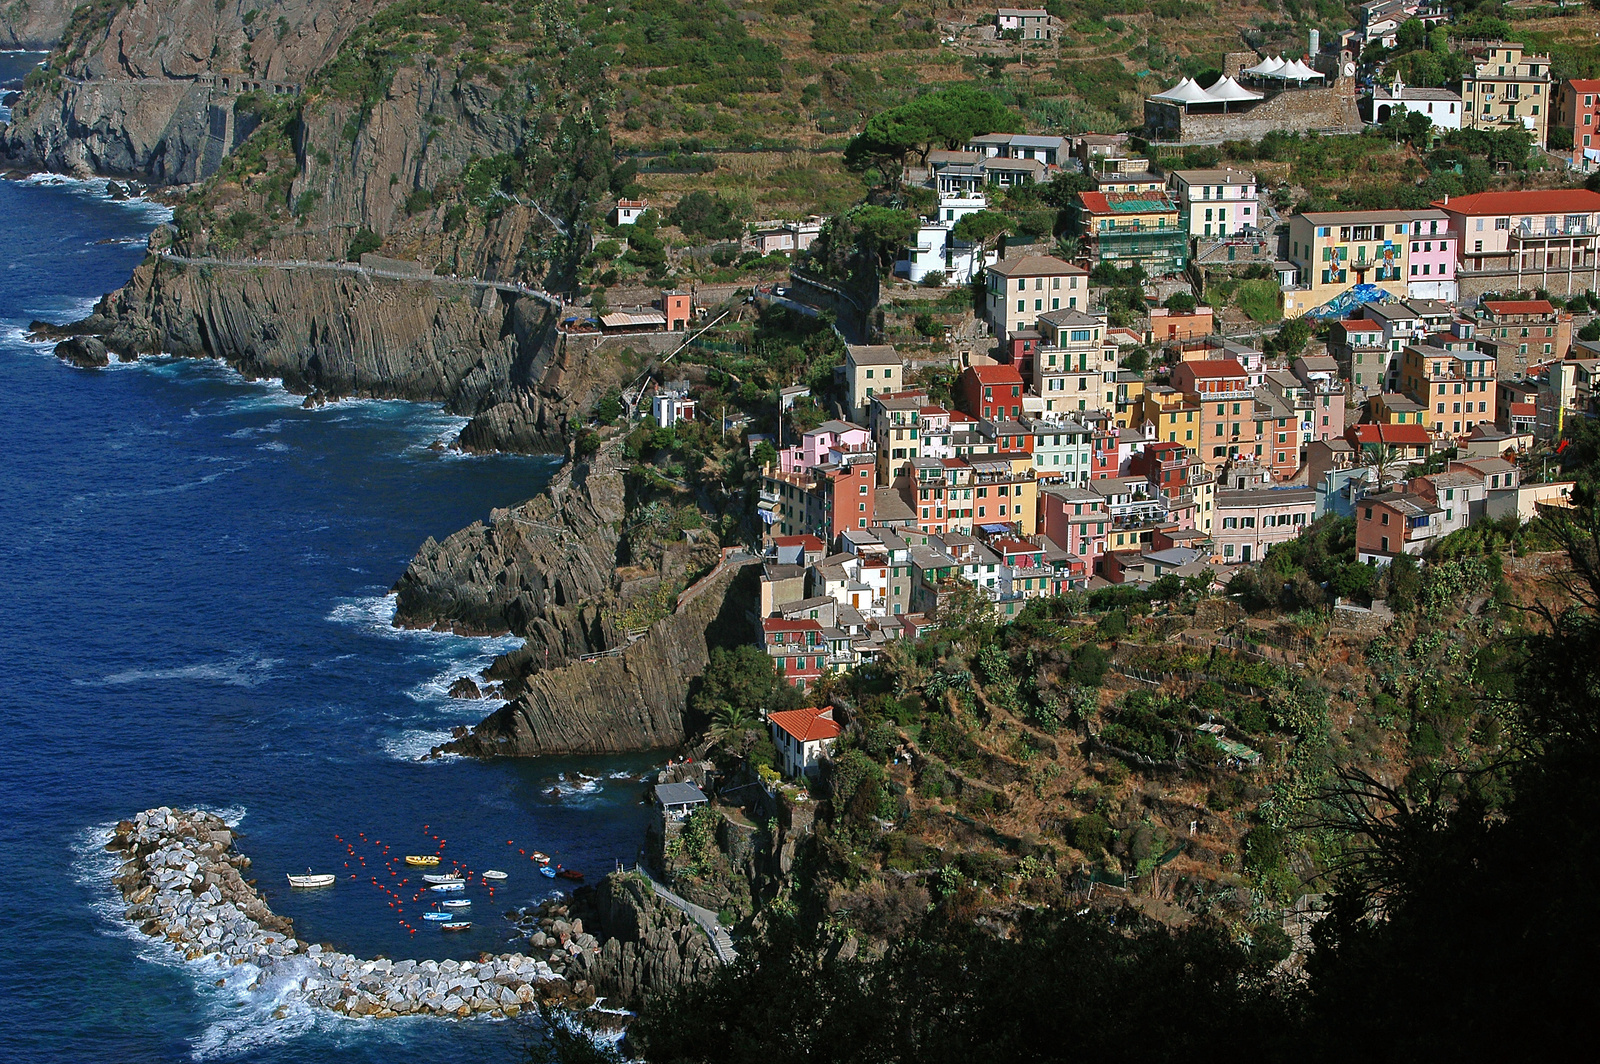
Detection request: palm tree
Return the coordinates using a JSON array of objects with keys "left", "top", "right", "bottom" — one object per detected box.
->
[{"left": 709, "top": 702, "right": 754, "bottom": 747}]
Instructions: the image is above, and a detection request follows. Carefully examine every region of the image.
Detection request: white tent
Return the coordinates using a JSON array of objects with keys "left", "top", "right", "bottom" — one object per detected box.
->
[
  {"left": 1242, "top": 55, "right": 1286, "bottom": 77},
  {"left": 1151, "top": 77, "right": 1217, "bottom": 104},
  {"left": 1204, "top": 76, "right": 1263, "bottom": 103},
  {"left": 1279, "top": 59, "right": 1324, "bottom": 81}
]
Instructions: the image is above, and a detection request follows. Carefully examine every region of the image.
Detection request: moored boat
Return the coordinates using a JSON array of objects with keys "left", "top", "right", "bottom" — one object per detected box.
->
[
  {"left": 422, "top": 911, "right": 452, "bottom": 921},
  {"left": 530, "top": 851, "right": 550, "bottom": 865},
  {"left": 539, "top": 865, "right": 557, "bottom": 879},
  {"left": 440, "top": 921, "right": 471, "bottom": 931},
  {"left": 422, "top": 873, "right": 463, "bottom": 884},
  {"left": 482, "top": 869, "right": 507, "bottom": 881},
  {"left": 556, "top": 868, "right": 584, "bottom": 882},
  {"left": 429, "top": 882, "right": 465, "bottom": 892},
  {"left": 286, "top": 873, "right": 337, "bottom": 888},
  {"left": 441, "top": 899, "right": 471, "bottom": 909},
  {"left": 405, "top": 855, "right": 440, "bottom": 867}
]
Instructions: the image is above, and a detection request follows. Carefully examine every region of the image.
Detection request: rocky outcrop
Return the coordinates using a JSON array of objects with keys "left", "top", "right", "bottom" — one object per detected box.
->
[
  {"left": 567, "top": 873, "right": 722, "bottom": 1009},
  {"left": 0, "top": 0, "right": 76, "bottom": 49},
  {"left": 394, "top": 443, "right": 627, "bottom": 638},
  {"left": 54, "top": 334, "right": 108, "bottom": 368},
  {"left": 446, "top": 559, "right": 759, "bottom": 756}
]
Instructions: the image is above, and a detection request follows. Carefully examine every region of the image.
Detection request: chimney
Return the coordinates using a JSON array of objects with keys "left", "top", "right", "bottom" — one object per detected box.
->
[{"left": 1444, "top": 193, "right": 1450, "bottom": 204}]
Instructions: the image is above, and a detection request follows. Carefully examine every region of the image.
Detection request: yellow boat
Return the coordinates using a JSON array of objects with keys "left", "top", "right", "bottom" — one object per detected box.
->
[{"left": 405, "top": 855, "right": 440, "bottom": 867}]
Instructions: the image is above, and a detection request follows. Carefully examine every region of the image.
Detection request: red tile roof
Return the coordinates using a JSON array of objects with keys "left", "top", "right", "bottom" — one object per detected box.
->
[
  {"left": 1433, "top": 188, "right": 1600, "bottom": 215},
  {"left": 1181, "top": 358, "right": 1249, "bottom": 378},
  {"left": 1510, "top": 402, "right": 1537, "bottom": 416},
  {"left": 966, "top": 364, "right": 1025, "bottom": 385},
  {"left": 1349, "top": 423, "right": 1431, "bottom": 446},
  {"left": 1566, "top": 78, "right": 1600, "bottom": 92},
  {"left": 920, "top": 405, "right": 948, "bottom": 415},
  {"left": 768, "top": 707, "right": 842, "bottom": 744},
  {"left": 1483, "top": 299, "right": 1557, "bottom": 316},
  {"left": 773, "top": 534, "right": 825, "bottom": 550}
]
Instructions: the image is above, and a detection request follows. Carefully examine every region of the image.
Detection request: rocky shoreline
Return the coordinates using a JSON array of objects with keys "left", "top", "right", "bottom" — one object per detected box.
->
[{"left": 109, "top": 806, "right": 722, "bottom": 1023}]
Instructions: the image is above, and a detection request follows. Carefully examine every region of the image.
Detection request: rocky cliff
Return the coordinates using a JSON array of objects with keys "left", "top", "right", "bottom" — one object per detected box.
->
[
  {"left": 0, "top": 0, "right": 75, "bottom": 49},
  {"left": 569, "top": 873, "right": 722, "bottom": 1009},
  {"left": 442, "top": 558, "right": 757, "bottom": 755}
]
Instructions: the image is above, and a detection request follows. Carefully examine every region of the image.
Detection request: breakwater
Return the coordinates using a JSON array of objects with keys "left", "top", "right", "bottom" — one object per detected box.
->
[{"left": 109, "top": 807, "right": 598, "bottom": 1019}]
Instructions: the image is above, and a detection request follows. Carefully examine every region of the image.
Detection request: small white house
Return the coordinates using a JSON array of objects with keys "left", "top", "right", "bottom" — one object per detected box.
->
[
  {"left": 902, "top": 194, "right": 996, "bottom": 285},
  {"left": 997, "top": 7, "right": 1052, "bottom": 39},
  {"left": 652, "top": 384, "right": 696, "bottom": 428},
  {"left": 614, "top": 199, "right": 648, "bottom": 226},
  {"left": 768, "top": 706, "right": 842, "bottom": 780}
]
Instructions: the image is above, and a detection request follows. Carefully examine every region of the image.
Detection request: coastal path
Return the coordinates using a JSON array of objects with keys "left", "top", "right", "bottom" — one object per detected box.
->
[
  {"left": 629, "top": 866, "right": 738, "bottom": 964},
  {"left": 154, "top": 251, "right": 567, "bottom": 311}
]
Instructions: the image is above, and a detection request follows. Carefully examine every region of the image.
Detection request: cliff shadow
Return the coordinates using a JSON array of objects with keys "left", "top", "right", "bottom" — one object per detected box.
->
[{"left": 682, "top": 562, "right": 761, "bottom": 737}]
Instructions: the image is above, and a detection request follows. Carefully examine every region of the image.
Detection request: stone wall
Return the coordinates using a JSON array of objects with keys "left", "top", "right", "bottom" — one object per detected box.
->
[
  {"left": 1458, "top": 266, "right": 1600, "bottom": 301},
  {"left": 1147, "top": 59, "right": 1361, "bottom": 145}
]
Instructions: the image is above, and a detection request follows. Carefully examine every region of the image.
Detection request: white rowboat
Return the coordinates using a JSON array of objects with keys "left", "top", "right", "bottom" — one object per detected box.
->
[
  {"left": 429, "top": 882, "right": 465, "bottom": 893},
  {"left": 482, "top": 869, "right": 507, "bottom": 881},
  {"left": 442, "top": 899, "right": 471, "bottom": 909},
  {"left": 287, "top": 874, "right": 336, "bottom": 888},
  {"left": 422, "top": 873, "right": 464, "bottom": 885}
]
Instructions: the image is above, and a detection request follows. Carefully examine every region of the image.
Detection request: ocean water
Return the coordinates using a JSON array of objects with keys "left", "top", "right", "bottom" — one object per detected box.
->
[{"left": 0, "top": 96, "right": 656, "bottom": 1063}]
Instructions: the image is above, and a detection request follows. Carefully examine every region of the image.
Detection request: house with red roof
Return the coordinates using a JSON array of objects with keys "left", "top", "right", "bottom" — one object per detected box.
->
[
  {"left": 957, "top": 363, "right": 1026, "bottom": 421},
  {"left": 1346, "top": 422, "right": 1432, "bottom": 463},
  {"left": 1433, "top": 188, "right": 1600, "bottom": 290},
  {"left": 768, "top": 707, "right": 842, "bottom": 779}
]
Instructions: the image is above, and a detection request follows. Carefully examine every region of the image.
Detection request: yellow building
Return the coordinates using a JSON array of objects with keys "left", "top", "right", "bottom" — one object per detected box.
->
[
  {"left": 1367, "top": 392, "right": 1426, "bottom": 426},
  {"left": 1399, "top": 344, "right": 1500, "bottom": 439},
  {"left": 1140, "top": 384, "right": 1201, "bottom": 448},
  {"left": 1282, "top": 208, "right": 1448, "bottom": 317},
  {"left": 1460, "top": 40, "right": 1551, "bottom": 145}
]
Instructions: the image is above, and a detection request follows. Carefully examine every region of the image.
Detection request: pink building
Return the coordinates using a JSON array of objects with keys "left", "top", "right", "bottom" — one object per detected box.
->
[
  {"left": 779, "top": 419, "right": 872, "bottom": 474},
  {"left": 1405, "top": 213, "right": 1458, "bottom": 302},
  {"left": 1039, "top": 484, "right": 1109, "bottom": 568},
  {"left": 1212, "top": 486, "right": 1318, "bottom": 565}
]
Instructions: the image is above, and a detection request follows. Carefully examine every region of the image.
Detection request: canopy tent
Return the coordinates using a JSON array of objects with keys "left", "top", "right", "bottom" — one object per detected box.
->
[
  {"left": 1241, "top": 55, "right": 1286, "bottom": 77},
  {"left": 1150, "top": 77, "right": 1217, "bottom": 104},
  {"left": 1203, "top": 76, "right": 1262, "bottom": 103},
  {"left": 1278, "top": 59, "right": 1324, "bottom": 81}
]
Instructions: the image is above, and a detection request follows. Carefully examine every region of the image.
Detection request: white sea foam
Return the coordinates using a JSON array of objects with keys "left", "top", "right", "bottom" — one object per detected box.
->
[
  {"left": 78, "top": 654, "right": 282, "bottom": 689},
  {"left": 380, "top": 728, "right": 462, "bottom": 763}
]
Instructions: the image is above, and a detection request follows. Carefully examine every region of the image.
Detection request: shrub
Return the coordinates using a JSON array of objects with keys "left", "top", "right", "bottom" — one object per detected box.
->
[{"left": 345, "top": 226, "right": 381, "bottom": 262}]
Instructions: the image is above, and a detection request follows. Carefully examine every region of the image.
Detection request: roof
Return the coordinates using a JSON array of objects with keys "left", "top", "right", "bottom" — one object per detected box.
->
[
  {"left": 1180, "top": 358, "right": 1249, "bottom": 378},
  {"left": 655, "top": 782, "right": 707, "bottom": 806},
  {"left": 1336, "top": 319, "right": 1385, "bottom": 334},
  {"left": 997, "top": 7, "right": 1049, "bottom": 16},
  {"left": 1364, "top": 491, "right": 1441, "bottom": 517},
  {"left": 988, "top": 254, "right": 1084, "bottom": 278},
  {"left": 847, "top": 344, "right": 901, "bottom": 366},
  {"left": 1483, "top": 299, "right": 1557, "bottom": 316},
  {"left": 762, "top": 616, "right": 822, "bottom": 632},
  {"left": 873, "top": 487, "right": 918, "bottom": 523},
  {"left": 602, "top": 309, "right": 667, "bottom": 328},
  {"left": 1300, "top": 208, "right": 1434, "bottom": 224},
  {"left": 1216, "top": 487, "right": 1318, "bottom": 506},
  {"left": 1454, "top": 456, "right": 1517, "bottom": 475},
  {"left": 1566, "top": 78, "right": 1600, "bottom": 91},
  {"left": 1433, "top": 188, "right": 1600, "bottom": 215},
  {"left": 966, "top": 364, "right": 1025, "bottom": 384},
  {"left": 1419, "top": 471, "right": 1483, "bottom": 489},
  {"left": 773, "top": 534, "right": 826, "bottom": 550},
  {"left": 1038, "top": 308, "right": 1102, "bottom": 328},
  {"left": 1078, "top": 190, "right": 1176, "bottom": 214},
  {"left": 1374, "top": 84, "right": 1461, "bottom": 102},
  {"left": 1170, "top": 168, "right": 1255, "bottom": 185},
  {"left": 1376, "top": 393, "right": 1423, "bottom": 411},
  {"left": 1349, "top": 423, "right": 1431, "bottom": 446},
  {"left": 1510, "top": 402, "right": 1537, "bottom": 416}
]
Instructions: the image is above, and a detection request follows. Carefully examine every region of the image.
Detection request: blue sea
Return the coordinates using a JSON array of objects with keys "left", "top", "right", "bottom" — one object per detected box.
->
[{"left": 0, "top": 52, "right": 653, "bottom": 1064}]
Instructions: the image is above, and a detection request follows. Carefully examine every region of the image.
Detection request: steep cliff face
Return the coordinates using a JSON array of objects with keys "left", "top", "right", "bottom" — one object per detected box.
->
[
  {"left": 444, "top": 560, "right": 758, "bottom": 756},
  {"left": 0, "top": 0, "right": 76, "bottom": 49},
  {"left": 0, "top": 0, "right": 371, "bottom": 180},
  {"left": 569, "top": 874, "right": 722, "bottom": 1009}
]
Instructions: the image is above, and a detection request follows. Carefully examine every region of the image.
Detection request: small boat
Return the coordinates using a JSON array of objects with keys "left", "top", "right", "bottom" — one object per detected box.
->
[
  {"left": 422, "top": 911, "right": 453, "bottom": 921},
  {"left": 422, "top": 873, "right": 463, "bottom": 885},
  {"left": 286, "top": 873, "right": 336, "bottom": 888},
  {"left": 429, "top": 882, "right": 465, "bottom": 893},
  {"left": 405, "top": 855, "right": 440, "bottom": 867},
  {"left": 482, "top": 869, "right": 507, "bottom": 881},
  {"left": 440, "top": 921, "right": 472, "bottom": 932},
  {"left": 441, "top": 899, "right": 471, "bottom": 909},
  {"left": 530, "top": 852, "right": 550, "bottom": 865},
  {"left": 556, "top": 868, "right": 584, "bottom": 882},
  {"left": 539, "top": 866, "right": 557, "bottom": 879}
]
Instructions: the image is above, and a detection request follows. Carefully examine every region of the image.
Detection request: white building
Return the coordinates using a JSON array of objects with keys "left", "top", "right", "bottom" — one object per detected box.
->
[
  {"left": 903, "top": 194, "right": 996, "bottom": 285},
  {"left": 1023, "top": 415, "right": 1094, "bottom": 482},
  {"left": 1370, "top": 78, "right": 1462, "bottom": 130},
  {"left": 652, "top": 385, "right": 696, "bottom": 427},
  {"left": 1167, "top": 168, "right": 1259, "bottom": 239},
  {"left": 614, "top": 198, "right": 647, "bottom": 226},
  {"left": 768, "top": 707, "right": 842, "bottom": 779}
]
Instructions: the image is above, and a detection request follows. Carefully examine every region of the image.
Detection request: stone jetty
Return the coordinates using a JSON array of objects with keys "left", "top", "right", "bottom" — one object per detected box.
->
[{"left": 108, "top": 807, "right": 599, "bottom": 1020}]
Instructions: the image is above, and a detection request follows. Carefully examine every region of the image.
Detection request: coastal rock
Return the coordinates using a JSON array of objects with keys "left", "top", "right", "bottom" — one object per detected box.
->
[
  {"left": 0, "top": 0, "right": 75, "bottom": 49},
  {"left": 448, "top": 676, "right": 483, "bottom": 699},
  {"left": 55, "top": 335, "right": 108, "bottom": 369}
]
